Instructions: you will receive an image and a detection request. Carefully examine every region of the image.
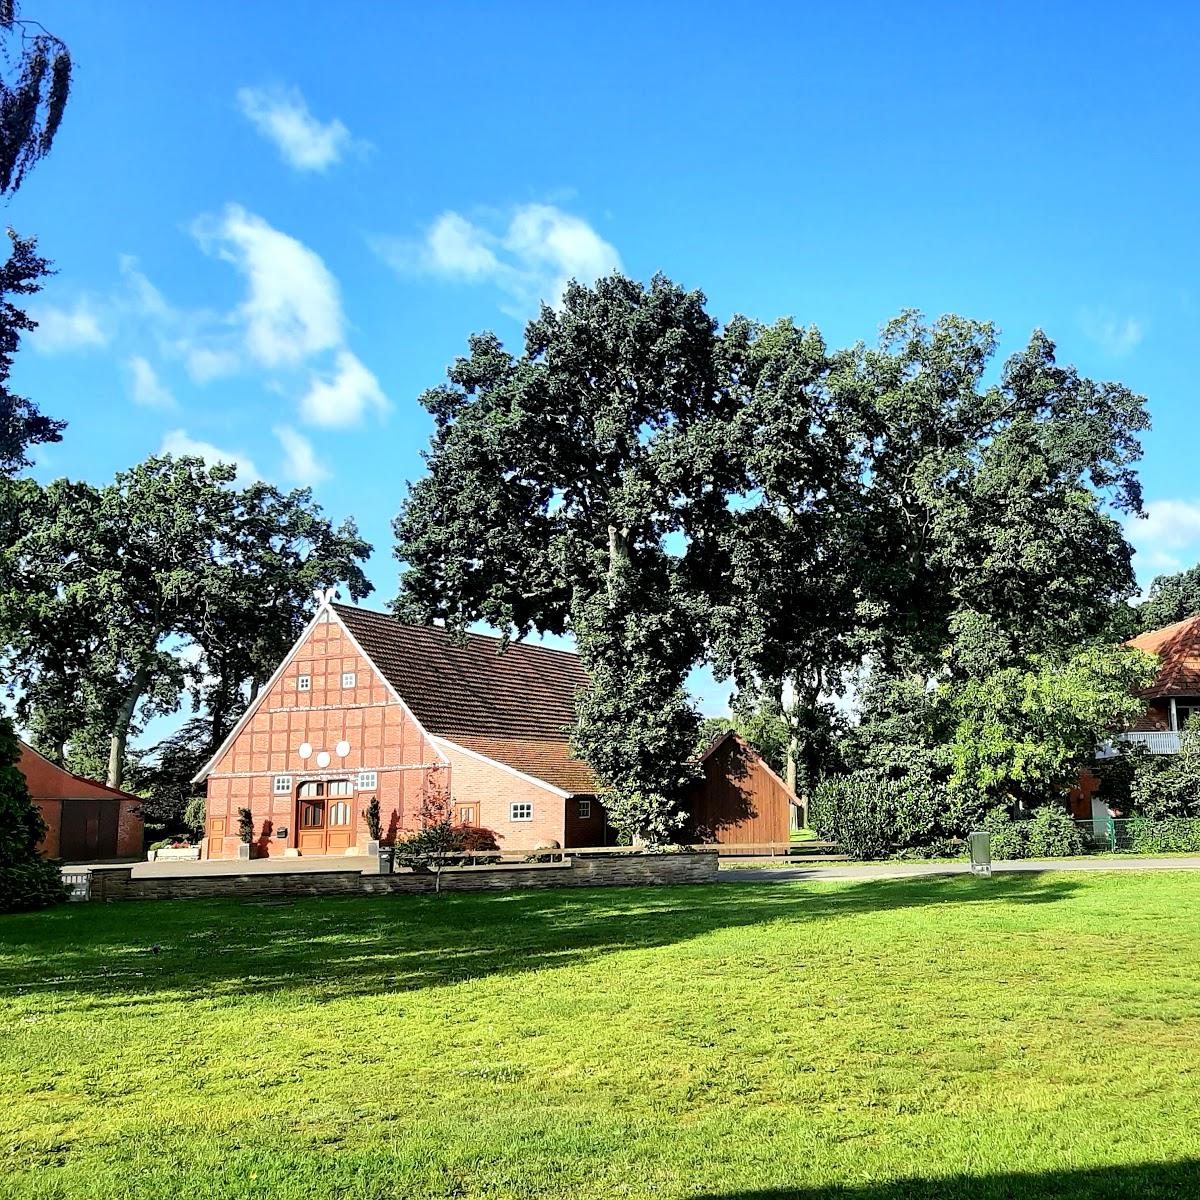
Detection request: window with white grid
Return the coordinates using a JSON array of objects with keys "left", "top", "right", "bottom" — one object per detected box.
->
[
  {"left": 510, "top": 802, "right": 533, "bottom": 822},
  {"left": 341, "top": 671, "right": 356, "bottom": 688},
  {"left": 272, "top": 775, "right": 292, "bottom": 795},
  {"left": 297, "top": 674, "right": 311, "bottom": 691},
  {"left": 578, "top": 799, "right": 591, "bottom": 819},
  {"left": 357, "top": 770, "right": 377, "bottom": 790}
]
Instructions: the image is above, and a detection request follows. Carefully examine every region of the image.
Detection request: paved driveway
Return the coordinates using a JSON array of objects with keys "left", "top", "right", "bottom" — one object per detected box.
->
[{"left": 719, "top": 856, "right": 1200, "bottom": 883}]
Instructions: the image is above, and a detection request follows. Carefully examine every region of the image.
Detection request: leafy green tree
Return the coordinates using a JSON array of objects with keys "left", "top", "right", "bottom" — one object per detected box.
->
[
  {"left": 1, "top": 457, "right": 372, "bottom": 788},
  {"left": 1136, "top": 565, "right": 1200, "bottom": 632},
  {"left": 0, "top": 232, "right": 62, "bottom": 475},
  {"left": 948, "top": 645, "right": 1157, "bottom": 809},
  {"left": 846, "top": 314, "right": 1148, "bottom": 678},
  {"left": 1128, "top": 715, "right": 1200, "bottom": 818},
  {"left": 395, "top": 274, "right": 748, "bottom": 840},
  {"left": 0, "top": 717, "right": 64, "bottom": 911}
]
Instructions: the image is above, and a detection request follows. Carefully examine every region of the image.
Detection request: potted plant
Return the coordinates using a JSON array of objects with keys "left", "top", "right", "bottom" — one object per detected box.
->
[
  {"left": 237, "top": 806, "right": 255, "bottom": 860},
  {"left": 363, "top": 795, "right": 382, "bottom": 857}
]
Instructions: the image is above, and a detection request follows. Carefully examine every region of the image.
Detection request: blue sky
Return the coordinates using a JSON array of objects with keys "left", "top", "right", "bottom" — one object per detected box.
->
[{"left": 13, "top": 1, "right": 1200, "bottom": 715}]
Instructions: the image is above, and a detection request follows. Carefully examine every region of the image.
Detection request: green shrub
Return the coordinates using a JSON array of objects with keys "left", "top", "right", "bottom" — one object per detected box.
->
[
  {"left": 981, "top": 804, "right": 1084, "bottom": 860},
  {"left": 0, "top": 860, "right": 68, "bottom": 913},
  {"left": 811, "top": 772, "right": 943, "bottom": 860},
  {"left": 1024, "top": 804, "right": 1085, "bottom": 857},
  {"left": 0, "top": 716, "right": 66, "bottom": 913},
  {"left": 1128, "top": 816, "right": 1200, "bottom": 854},
  {"left": 183, "top": 795, "right": 206, "bottom": 839},
  {"left": 362, "top": 795, "right": 382, "bottom": 841},
  {"left": 237, "top": 807, "right": 254, "bottom": 844},
  {"left": 983, "top": 808, "right": 1028, "bottom": 859}
]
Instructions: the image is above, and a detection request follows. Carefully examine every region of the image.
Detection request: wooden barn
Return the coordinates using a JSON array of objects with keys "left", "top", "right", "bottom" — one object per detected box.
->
[
  {"left": 19, "top": 740, "right": 144, "bottom": 861},
  {"left": 193, "top": 595, "right": 796, "bottom": 859},
  {"left": 681, "top": 729, "right": 802, "bottom": 846}
]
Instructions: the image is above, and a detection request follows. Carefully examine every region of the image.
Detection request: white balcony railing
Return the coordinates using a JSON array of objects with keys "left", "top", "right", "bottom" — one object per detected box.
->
[{"left": 1096, "top": 731, "right": 1182, "bottom": 758}]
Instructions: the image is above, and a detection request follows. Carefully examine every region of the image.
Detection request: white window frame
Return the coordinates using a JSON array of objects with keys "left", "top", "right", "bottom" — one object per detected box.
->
[
  {"left": 356, "top": 769, "right": 377, "bottom": 790},
  {"left": 577, "top": 799, "right": 591, "bottom": 819},
  {"left": 297, "top": 674, "right": 311, "bottom": 692},
  {"left": 341, "top": 671, "right": 356, "bottom": 689},
  {"left": 510, "top": 802, "right": 533, "bottom": 822},
  {"left": 272, "top": 775, "right": 293, "bottom": 795}
]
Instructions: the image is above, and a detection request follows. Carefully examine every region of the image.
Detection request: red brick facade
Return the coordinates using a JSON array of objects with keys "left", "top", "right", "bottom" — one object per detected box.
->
[{"left": 201, "top": 606, "right": 594, "bottom": 858}]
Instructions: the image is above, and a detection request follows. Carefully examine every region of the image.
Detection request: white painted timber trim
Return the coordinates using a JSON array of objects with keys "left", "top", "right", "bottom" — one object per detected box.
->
[{"left": 432, "top": 736, "right": 573, "bottom": 798}]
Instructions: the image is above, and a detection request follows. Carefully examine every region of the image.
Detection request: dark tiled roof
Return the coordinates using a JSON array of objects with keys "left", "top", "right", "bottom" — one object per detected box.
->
[
  {"left": 1127, "top": 614, "right": 1200, "bottom": 697},
  {"left": 334, "top": 605, "right": 597, "bottom": 794}
]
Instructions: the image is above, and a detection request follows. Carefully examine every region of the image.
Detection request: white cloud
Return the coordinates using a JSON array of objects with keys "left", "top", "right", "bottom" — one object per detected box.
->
[
  {"left": 1124, "top": 499, "right": 1200, "bottom": 578},
  {"left": 273, "top": 424, "right": 329, "bottom": 484},
  {"left": 299, "top": 350, "right": 388, "bottom": 427},
  {"left": 159, "top": 428, "right": 259, "bottom": 486},
  {"left": 1080, "top": 309, "right": 1146, "bottom": 356},
  {"left": 27, "top": 300, "right": 108, "bottom": 352},
  {"left": 194, "top": 204, "right": 344, "bottom": 369},
  {"left": 126, "top": 356, "right": 175, "bottom": 410},
  {"left": 236, "top": 84, "right": 359, "bottom": 172},
  {"left": 374, "top": 202, "right": 621, "bottom": 310}
]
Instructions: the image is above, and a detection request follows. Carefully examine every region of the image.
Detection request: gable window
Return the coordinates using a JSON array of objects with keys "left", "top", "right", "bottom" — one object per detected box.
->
[
  {"left": 297, "top": 674, "right": 311, "bottom": 692},
  {"left": 327, "top": 779, "right": 352, "bottom": 797},
  {"left": 272, "top": 775, "right": 293, "bottom": 795},
  {"left": 357, "top": 770, "right": 377, "bottom": 790},
  {"left": 510, "top": 802, "right": 533, "bottom": 822},
  {"left": 577, "top": 799, "right": 591, "bottom": 819},
  {"left": 341, "top": 671, "right": 356, "bottom": 689}
]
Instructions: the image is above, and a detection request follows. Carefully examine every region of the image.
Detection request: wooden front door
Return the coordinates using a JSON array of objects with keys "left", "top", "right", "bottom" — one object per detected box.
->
[
  {"left": 456, "top": 801, "right": 480, "bottom": 826},
  {"left": 297, "top": 780, "right": 355, "bottom": 854},
  {"left": 59, "top": 800, "right": 119, "bottom": 860}
]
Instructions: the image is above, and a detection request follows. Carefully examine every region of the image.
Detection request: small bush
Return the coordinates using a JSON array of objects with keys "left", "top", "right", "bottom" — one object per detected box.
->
[
  {"left": 0, "top": 860, "right": 68, "bottom": 912},
  {"left": 1024, "top": 804, "right": 1085, "bottom": 858},
  {"left": 811, "top": 772, "right": 943, "bottom": 860},
  {"left": 981, "top": 804, "right": 1084, "bottom": 860},
  {"left": 983, "top": 808, "right": 1028, "bottom": 859},
  {"left": 183, "top": 795, "right": 206, "bottom": 839},
  {"left": 237, "top": 807, "right": 254, "bottom": 844},
  {"left": 362, "top": 795, "right": 382, "bottom": 841},
  {"left": 1128, "top": 816, "right": 1200, "bottom": 854}
]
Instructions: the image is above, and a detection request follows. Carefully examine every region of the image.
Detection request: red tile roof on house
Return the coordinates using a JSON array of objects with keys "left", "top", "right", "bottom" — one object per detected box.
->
[
  {"left": 1127, "top": 613, "right": 1200, "bottom": 697},
  {"left": 335, "top": 605, "right": 598, "bottom": 794},
  {"left": 17, "top": 740, "right": 141, "bottom": 802}
]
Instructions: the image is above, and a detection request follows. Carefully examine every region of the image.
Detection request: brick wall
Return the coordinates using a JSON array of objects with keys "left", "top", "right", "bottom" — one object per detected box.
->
[
  {"left": 85, "top": 852, "right": 717, "bottom": 901},
  {"left": 205, "top": 609, "right": 445, "bottom": 858},
  {"left": 437, "top": 741, "right": 566, "bottom": 852}
]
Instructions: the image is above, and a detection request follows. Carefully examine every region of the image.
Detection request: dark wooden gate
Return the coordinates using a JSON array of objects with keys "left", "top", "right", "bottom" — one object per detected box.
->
[{"left": 59, "top": 800, "right": 119, "bottom": 860}]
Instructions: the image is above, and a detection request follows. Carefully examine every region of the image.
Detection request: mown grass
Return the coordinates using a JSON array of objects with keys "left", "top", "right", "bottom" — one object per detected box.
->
[{"left": 3, "top": 874, "right": 1200, "bottom": 1199}]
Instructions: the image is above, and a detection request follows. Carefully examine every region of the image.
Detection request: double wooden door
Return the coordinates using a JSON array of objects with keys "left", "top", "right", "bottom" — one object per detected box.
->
[
  {"left": 297, "top": 780, "right": 354, "bottom": 854},
  {"left": 60, "top": 800, "right": 119, "bottom": 860}
]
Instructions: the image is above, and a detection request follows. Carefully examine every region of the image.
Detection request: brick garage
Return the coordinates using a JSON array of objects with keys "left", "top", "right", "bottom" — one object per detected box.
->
[{"left": 18, "top": 740, "right": 143, "bottom": 861}]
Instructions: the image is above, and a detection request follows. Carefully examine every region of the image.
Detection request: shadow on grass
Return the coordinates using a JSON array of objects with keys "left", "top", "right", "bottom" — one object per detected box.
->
[
  {"left": 0, "top": 873, "right": 1079, "bottom": 1004},
  {"left": 694, "top": 1159, "right": 1200, "bottom": 1199}
]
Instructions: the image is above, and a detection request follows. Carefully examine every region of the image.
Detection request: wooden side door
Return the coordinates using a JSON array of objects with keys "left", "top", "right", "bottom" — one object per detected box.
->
[
  {"left": 456, "top": 801, "right": 480, "bottom": 827},
  {"left": 60, "top": 800, "right": 119, "bottom": 860},
  {"left": 325, "top": 780, "right": 354, "bottom": 852},
  {"left": 297, "top": 782, "right": 327, "bottom": 854}
]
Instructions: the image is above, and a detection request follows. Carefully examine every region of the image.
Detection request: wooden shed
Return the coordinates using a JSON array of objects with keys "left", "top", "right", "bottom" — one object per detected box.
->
[
  {"left": 18, "top": 740, "right": 144, "bottom": 861},
  {"left": 680, "top": 730, "right": 801, "bottom": 846}
]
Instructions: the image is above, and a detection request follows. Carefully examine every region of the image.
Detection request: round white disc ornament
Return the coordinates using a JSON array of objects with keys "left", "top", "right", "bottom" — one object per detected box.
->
[
  {"left": 298, "top": 742, "right": 313, "bottom": 760},
  {"left": 335, "top": 740, "right": 350, "bottom": 758},
  {"left": 316, "top": 750, "right": 331, "bottom": 768}
]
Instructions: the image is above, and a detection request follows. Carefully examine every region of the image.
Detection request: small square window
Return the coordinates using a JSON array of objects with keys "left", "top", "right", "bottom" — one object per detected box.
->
[
  {"left": 272, "top": 775, "right": 293, "bottom": 795},
  {"left": 510, "top": 802, "right": 533, "bottom": 822},
  {"left": 341, "top": 671, "right": 356, "bottom": 688},
  {"left": 578, "top": 799, "right": 591, "bottom": 819},
  {"left": 357, "top": 769, "right": 377, "bottom": 790},
  {"left": 297, "top": 675, "right": 311, "bottom": 692}
]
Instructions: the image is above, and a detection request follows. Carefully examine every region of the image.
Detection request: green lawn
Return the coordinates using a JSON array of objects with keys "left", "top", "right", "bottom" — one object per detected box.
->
[{"left": 4, "top": 875, "right": 1200, "bottom": 1199}]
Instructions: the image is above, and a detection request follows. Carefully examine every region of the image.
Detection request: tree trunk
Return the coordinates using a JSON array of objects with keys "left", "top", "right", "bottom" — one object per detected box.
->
[{"left": 107, "top": 665, "right": 148, "bottom": 790}]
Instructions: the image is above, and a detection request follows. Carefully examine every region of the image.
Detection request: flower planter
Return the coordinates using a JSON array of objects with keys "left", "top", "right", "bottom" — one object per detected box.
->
[{"left": 148, "top": 846, "right": 201, "bottom": 862}]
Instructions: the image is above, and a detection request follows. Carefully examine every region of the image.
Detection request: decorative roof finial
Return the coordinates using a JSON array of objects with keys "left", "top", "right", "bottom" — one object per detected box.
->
[{"left": 312, "top": 586, "right": 338, "bottom": 611}]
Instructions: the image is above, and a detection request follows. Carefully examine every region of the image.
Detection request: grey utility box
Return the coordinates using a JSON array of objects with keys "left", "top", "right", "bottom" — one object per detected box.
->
[{"left": 968, "top": 830, "right": 992, "bottom": 877}]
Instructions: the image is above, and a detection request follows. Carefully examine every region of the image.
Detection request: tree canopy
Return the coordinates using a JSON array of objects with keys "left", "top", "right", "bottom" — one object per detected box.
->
[{"left": 1136, "top": 565, "right": 1200, "bottom": 633}]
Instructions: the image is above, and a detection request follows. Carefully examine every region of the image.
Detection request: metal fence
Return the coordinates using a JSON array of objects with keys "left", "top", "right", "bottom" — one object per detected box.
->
[{"left": 61, "top": 869, "right": 91, "bottom": 902}]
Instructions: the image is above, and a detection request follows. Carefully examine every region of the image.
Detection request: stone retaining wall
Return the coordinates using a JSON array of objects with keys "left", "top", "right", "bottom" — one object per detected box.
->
[{"left": 86, "top": 851, "right": 718, "bottom": 902}]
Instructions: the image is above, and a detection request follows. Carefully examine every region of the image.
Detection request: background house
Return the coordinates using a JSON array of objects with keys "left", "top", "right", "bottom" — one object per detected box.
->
[{"left": 19, "top": 740, "right": 144, "bottom": 861}]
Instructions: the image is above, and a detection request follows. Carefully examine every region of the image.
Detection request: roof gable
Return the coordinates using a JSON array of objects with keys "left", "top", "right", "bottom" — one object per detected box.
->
[
  {"left": 1128, "top": 613, "right": 1200, "bottom": 696},
  {"left": 18, "top": 740, "right": 140, "bottom": 803}
]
